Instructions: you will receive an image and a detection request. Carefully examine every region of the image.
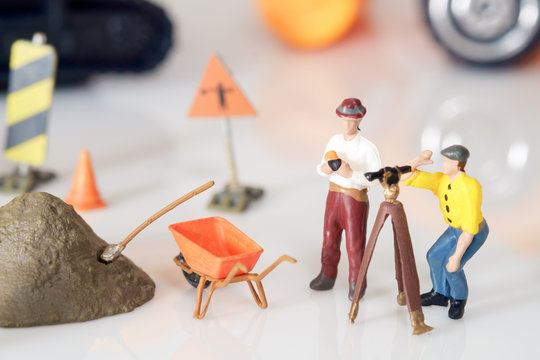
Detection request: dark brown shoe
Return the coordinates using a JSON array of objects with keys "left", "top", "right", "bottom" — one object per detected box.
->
[
  {"left": 309, "top": 272, "right": 335, "bottom": 290},
  {"left": 421, "top": 289, "right": 449, "bottom": 307}
]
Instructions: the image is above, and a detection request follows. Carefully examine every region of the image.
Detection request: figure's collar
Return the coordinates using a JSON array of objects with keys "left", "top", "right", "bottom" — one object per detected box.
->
[
  {"left": 446, "top": 171, "right": 465, "bottom": 183},
  {"left": 342, "top": 132, "right": 360, "bottom": 142}
]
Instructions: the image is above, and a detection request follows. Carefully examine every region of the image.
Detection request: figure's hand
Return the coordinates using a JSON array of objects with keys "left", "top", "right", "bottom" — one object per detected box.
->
[
  {"left": 320, "top": 162, "right": 333, "bottom": 175},
  {"left": 336, "top": 161, "right": 353, "bottom": 178},
  {"left": 446, "top": 231, "right": 472, "bottom": 273},
  {"left": 412, "top": 150, "right": 434, "bottom": 169},
  {"left": 446, "top": 255, "right": 460, "bottom": 273},
  {"left": 419, "top": 150, "right": 433, "bottom": 162},
  {"left": 401, "top": 150, "right": 434, "bottom": 181}
]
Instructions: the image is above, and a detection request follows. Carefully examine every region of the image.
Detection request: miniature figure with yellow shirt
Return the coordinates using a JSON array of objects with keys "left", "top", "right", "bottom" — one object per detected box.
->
[{"left": 402, "top": 145, "right": 489, "bottom": 320}]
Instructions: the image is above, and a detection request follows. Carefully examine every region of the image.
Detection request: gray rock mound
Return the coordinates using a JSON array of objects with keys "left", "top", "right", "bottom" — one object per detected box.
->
[{"left": 0, "top": 192, "right": 155, "bottom": 327}]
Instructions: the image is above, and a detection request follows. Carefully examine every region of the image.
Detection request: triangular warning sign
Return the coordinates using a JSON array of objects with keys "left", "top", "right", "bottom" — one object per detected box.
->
[{"left": 188, "top": 54, "right": 256, "bottom": 118}]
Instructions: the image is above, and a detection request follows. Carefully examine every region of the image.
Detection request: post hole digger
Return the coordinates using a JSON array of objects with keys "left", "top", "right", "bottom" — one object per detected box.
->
[{"left": 99, "top": 180, "right": 215, "bottom": 264}]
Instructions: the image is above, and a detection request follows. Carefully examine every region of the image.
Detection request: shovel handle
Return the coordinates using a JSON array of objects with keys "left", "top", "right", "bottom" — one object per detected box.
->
[{"left": 119, "top": 180, "right": 215, "bottom": 247}]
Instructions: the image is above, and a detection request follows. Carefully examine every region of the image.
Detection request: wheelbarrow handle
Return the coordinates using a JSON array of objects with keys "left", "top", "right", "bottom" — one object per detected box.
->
[
  {"left": 256, "top": 255, "right": 297, "bottom": 281},
  {"left": 119, "top": 180, "right": 215, "bottom": 247}
]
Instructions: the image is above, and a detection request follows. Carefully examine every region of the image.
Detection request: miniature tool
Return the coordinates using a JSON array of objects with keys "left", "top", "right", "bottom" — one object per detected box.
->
[
  {"left": 99, "top": 180, "right": 214, "bottom": 264},
  {"left": 349, "top": 166, "right": 433, "bottom": 335}
]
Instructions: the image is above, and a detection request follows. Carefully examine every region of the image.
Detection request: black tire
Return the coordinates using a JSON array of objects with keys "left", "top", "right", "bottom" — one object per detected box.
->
[
  {"left": 177, "top": 253, "right": 210, "bottom": 289},
  {"left": 423, "top": 0, "right": 540, "bottom": 65}
]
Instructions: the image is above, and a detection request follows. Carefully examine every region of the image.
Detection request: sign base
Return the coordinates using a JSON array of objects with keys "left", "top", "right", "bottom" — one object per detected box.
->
[
  {"left": 208, "top": 185, "right": 263, "bottom": 212},
  {"left": 0, "top": 169, "right": 55, "bottom": 193}
]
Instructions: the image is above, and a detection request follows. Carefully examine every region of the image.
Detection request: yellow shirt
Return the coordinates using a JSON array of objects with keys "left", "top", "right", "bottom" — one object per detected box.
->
[{"left": 403, "top": 171, "right": 483, "bottom": 234}]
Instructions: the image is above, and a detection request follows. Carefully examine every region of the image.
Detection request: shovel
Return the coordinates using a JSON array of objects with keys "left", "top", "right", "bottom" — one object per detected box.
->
[{"left": 99, "top": 180, "right": 215, "bottom": 264}]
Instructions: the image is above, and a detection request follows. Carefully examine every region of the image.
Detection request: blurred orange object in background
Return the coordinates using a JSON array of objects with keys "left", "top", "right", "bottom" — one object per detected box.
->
[{"left": 256, "top": 0, "right": 362, "bottom": 49}]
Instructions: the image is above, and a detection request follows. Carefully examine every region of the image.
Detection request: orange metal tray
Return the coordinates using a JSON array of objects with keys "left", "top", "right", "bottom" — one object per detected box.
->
[{"left": 168, "top": 217, "right": 263, "bottom": 279}]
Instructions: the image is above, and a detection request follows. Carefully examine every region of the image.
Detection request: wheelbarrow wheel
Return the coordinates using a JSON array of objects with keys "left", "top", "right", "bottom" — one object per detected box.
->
[
  {"left": 423, "top": 0, "right": 540, "bottom": 64},
  {"left": 177, "top": 253, "right": 210, "bottom": 289}
]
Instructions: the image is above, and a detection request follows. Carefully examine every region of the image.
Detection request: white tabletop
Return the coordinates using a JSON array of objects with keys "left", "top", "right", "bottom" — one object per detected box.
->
[{"left": 1, "top": 0, "right": 539, "bottom": 359}]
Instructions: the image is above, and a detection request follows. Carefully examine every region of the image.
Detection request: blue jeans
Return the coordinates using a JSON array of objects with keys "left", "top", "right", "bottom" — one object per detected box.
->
[{"left": 427, "top": 223, "right": 489, "bottom": 300}]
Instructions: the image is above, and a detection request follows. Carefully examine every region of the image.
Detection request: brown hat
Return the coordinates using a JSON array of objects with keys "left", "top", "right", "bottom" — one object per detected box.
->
[{"left": 336, "top": 98, "right": 366, "bottom": 119}]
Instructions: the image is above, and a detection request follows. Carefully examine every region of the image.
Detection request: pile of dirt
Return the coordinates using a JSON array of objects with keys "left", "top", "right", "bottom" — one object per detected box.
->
[{"left": 0, "top": 192, "right": 155, "bottom": 327}]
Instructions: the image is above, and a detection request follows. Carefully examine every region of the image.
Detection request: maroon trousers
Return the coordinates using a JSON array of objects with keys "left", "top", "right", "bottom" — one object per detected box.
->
[{"left": 320, "top": 190, "right": 369, "bottom": 284}]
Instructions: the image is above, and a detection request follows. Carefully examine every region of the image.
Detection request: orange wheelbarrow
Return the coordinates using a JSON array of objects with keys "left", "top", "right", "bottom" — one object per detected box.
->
[{"left": 169, "top": 216, "right": 296, "bottom": 319}]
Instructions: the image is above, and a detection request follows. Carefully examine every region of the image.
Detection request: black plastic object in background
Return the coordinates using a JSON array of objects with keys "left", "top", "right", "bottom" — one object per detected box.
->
[{"left": 0, "top": 0, "right": 173, "bottom": 88}]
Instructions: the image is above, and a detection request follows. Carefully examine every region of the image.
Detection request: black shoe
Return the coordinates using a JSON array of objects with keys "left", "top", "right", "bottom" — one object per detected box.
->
[
  {"left": 348, "top": 283, "right": 366, "bottom": 301},
  {"left": 309, "top": 272, "right": 336, "bottom": 290},
  {"left": 421, "top": 289, "right": 450, "bottom": 307},
  {"left": 448, "top": 298, "right": 467, "bottom": 319}
]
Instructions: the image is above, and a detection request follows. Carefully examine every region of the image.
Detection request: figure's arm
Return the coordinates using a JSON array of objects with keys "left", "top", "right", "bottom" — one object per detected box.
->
[
  {"left": 346, "top": 145, "right": 382, "bottom": 185},
  {"left": 400, "top": 150, "right": 434, "bottom": 181},
  {"left": 460, "top": 179, "right": 484, "bottom": 235},
  {"left": 446, "top": 231, "right": 474, "bottom": 272},
  {"left": 319, "top": 152, "right": 353, "bottom": 177},
  {"left": 336, "top": 161, "right": 353, "bottom": 178},
  {"left": 317, "top": 140, "right": 336, "bottom": 176},
  {"left": 319, "top": 161, "right": 333, "bottom": 175},
  {"left": 447, "top": 179, "right": 484, "bottom": 272}
]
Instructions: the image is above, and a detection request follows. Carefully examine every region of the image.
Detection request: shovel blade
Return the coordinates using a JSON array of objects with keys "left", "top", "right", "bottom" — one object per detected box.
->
[{"left": 99, "top": 244, "right": 125, "bottom": 263}]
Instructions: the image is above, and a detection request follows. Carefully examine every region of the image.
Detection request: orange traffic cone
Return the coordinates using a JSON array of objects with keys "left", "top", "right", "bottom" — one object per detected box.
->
[{"left": 65, "top": 149, "right": 106, "bottom": 211}]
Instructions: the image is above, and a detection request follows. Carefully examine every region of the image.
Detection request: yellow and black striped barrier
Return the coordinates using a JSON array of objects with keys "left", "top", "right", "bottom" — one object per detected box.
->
[
  {"left": 5, "top": 37, "right": 57, "bottom": 166},
  {"left": 0, "top": 34, "right": 57, "bottom": 193}
]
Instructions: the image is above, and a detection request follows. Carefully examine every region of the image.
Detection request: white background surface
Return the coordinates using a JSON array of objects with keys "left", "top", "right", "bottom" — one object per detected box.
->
[{"left": 1, "top": 0, "right": 540, "bottom": 359}]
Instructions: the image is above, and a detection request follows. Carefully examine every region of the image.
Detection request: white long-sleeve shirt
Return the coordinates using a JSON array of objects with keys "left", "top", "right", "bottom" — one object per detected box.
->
[{"left": 317, "top": 133, "right": 381, "bottom": 190}]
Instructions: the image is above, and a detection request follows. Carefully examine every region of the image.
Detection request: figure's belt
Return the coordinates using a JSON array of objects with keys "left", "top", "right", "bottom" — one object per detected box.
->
[
  {"left": 454, "top": 218, "right": 486, "bottom": 233},
  {"left": 478, "top": 218, "right": 486, "bottom": 232},
  {"left": 329, "top": 182, "right": 368, "bottom": 202}
]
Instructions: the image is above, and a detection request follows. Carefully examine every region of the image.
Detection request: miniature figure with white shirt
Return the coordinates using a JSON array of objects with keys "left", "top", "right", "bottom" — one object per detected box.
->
[{"left": 310, "top": 98, "right": 381, "bottom": 301}]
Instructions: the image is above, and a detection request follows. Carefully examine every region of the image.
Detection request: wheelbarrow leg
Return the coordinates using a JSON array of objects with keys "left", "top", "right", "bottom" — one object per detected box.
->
[
  {"left": 194, "top": 276, "right": 218, "bottom": 319},
  {"left": 194, "top": 275, "right": 206, "bottom": 318},
  {"left": 246, "top": 280, "right": 268, "bottom": 309},
  {"left": 193, "top": 263, "right": 249, "bottom": 319},
  {"left": 247, "top": 255, "right": 297, "bottom": 309}
]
